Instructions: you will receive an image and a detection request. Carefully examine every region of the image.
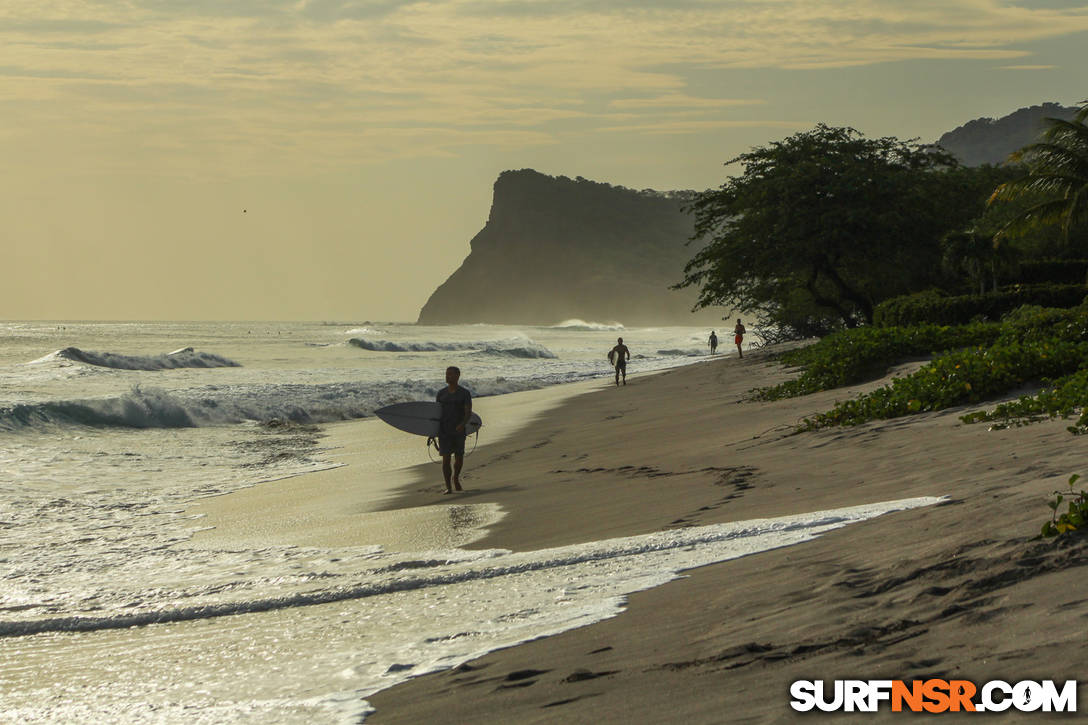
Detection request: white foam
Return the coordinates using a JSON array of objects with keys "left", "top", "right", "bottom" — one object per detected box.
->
[
  {"left": 1, "top": 497, "right": 944, "bottom": 724},
  {"left": 31, "top": 347, "right": 242, "bottom": 370},
  {"left": 550, "top": 318, "right": 625, "bottom": 331},
  {"left": 348, "top": 337, "right": 557, "bottom": 358}
]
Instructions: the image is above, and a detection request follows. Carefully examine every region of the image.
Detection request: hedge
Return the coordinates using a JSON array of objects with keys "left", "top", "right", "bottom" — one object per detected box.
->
[
  {"left": 873, "top": 284, "right": 1088, "bottom": 327},
  {"left": 1012, "top": 260, "right": 1088, "bottom": 286}
]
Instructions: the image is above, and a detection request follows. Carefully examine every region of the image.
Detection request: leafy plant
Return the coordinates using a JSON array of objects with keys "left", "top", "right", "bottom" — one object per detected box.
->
[
  {"left": 801, "top": 338, "right": 1088, "bottom": 428},
  {"left": 756, "top": 322, "right": 1000, "bottom": 401},
  {"left": 960, "top": 369, "right": 1088, "bottom": 433},
  {"left": 1042, "top": 474, "right": 1088, "bottom": 538},
  {"left": 872, "top": 283, "right": 1086, "bottom": 327}
]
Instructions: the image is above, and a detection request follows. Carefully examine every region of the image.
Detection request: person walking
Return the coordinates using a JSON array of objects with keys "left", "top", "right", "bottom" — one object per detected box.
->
[
  {"left": 733, "top": 319, "right": 746, "bottom": 358},
  {"left": 436, "top": 365, "right": 472, "bottom": 493},
  {"left": 708, "top": 330, "right": 718, "bottom": 354},
  {"left": 608, "top": 337, "right": 631, "bottom": 386}
]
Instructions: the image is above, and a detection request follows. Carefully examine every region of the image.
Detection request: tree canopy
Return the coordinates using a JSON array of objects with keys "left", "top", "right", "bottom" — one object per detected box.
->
[
  {"left": 989, "top": 100, "right": 1088, "bottom": 250},
  {"left": 677, "top": 124, "right": 1000, "bottom": 336}
]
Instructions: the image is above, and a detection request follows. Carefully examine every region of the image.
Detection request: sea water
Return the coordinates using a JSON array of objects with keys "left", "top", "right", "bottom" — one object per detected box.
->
[{"left": 0, "top": 320, "right": 940, "bottom": 722}]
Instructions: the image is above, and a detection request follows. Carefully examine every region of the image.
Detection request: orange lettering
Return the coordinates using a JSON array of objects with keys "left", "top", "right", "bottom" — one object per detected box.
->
[
  {"left": 892, "top": 680, "right": 924, "bottom": 712},
  {"left": 949, "top": 680, "right": 976, "bottom": 712},
  {"left": 922, "top": 679, "right": 951, "bottom": 713}
]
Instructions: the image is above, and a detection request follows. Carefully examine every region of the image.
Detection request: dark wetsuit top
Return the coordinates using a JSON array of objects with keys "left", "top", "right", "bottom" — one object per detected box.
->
[{"left": 436, "top": 386, "right": 472, "bottom": 436}]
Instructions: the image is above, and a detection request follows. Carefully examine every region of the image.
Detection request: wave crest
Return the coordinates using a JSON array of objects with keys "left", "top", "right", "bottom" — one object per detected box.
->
[
  {"left": 550, "top": 319, "right": 625, "bottom": 331},
  {"left": 35, "top": 347, "right": 242, "bottom": 371},
  {"left": 348, "top": 338, "right": 557, "bottom": 359}
]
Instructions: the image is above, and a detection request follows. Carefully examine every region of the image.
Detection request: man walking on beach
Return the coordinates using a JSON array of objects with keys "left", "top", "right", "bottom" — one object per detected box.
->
[
  {"left": 708, "top": 330, "right": 718, "bottom": 354},
  {"left": 608, "top": 337, "right": 630, "bottom": 386},
  {"left": 436, "top": 366, "right": 472, "bottom": 494},
  {"left": 733, "top": 319, "right": 746, "bottom": 358}
]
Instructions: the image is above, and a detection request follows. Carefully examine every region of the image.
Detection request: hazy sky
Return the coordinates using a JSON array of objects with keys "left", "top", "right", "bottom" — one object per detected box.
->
[{"left": 3, "top": 0, "right": 1086, "bottom": 321}]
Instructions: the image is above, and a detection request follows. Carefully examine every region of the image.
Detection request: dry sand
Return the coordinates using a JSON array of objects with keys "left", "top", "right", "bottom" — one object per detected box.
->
[{"left": 359, "top": 349, "right": 1088, "bottom": 723}]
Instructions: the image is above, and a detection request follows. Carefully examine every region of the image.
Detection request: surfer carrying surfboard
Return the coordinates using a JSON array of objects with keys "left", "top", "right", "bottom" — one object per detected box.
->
[
  {"left": 436, "top": 366, "right": 472, "bottom": 493},
  {"left": 608, "top": 338, "right": 630, "bottom": 386}
]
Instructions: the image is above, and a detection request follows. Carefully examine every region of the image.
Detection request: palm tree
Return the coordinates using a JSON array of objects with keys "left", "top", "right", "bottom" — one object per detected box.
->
[
  {"left": 990, "top": 100, "right": 1088, "bottom": 244},
  {"left": 941, "top": 229, "right": 1016, "bottom": 294}
]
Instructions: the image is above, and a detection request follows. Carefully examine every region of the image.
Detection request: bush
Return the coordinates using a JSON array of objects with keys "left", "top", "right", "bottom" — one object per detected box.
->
[
  {"left": 873, "top": 284, "right": 1088, "bottom": 327},
  {"left": 798, "top": 304, "right": 1088, "bottom": 429},
  {"left": 1012, "top": 260, "right": 1088, "bottom": 286},
  {"left": 756, "top": 322, "right": 1000, "bottom": 400},
  {"left": 802, "top": 338, "right": 1088, "bottom": 428},
  {"left": 960, "top": 369, "right": 1088, "bottom": 432}
]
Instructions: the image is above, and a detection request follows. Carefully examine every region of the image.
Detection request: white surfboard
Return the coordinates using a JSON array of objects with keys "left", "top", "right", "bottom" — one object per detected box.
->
[{"left": 374, "top": 401, "right": 482, "bottom": 437}]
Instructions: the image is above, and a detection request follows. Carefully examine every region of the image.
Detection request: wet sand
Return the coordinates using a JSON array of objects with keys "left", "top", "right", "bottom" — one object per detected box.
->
[{"left": 363, "top": 349, "right": 1088, "bottom": 723}]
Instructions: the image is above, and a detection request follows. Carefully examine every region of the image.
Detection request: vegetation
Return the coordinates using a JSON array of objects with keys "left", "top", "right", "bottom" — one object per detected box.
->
[
  {"left": 756, "top": 323, "right": 1000, "bottom": 401},
  {"left": 1014, "top": 259, "right": 1088, "bottom": 285},
  {"left": 685, "top": 103, "right": 1088, "bottom": 439},
  {"left": 937, "top": 103, "right": 1080, "bottom": 167},
  {"left": 780, "top": 304, "right": 1088, "bottom": 431},
  {"left": 676, "top": 125, "right": 1003, "bottom": 337},
  {"left": 990, "top": 101, "right": 1088, "bottom": 249},
  {"left": 1042, "top": 475, "right": 1088, "bottom": 538},
  {"left": 872, "top": 284, "right": 1087, "bottom": 327}
]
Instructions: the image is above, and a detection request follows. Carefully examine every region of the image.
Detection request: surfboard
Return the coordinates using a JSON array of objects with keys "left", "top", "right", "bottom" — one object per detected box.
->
[{"left": 374, "top": 401, "right": 482, "bottom": 437}]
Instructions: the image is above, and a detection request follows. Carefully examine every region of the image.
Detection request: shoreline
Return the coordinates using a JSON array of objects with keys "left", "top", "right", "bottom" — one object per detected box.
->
[
  {"left": 189, "top": 374, "right": 622, "bottom": 551},
  {"left": 365, "top": 349, "right": 1088, "bottom": 722}
]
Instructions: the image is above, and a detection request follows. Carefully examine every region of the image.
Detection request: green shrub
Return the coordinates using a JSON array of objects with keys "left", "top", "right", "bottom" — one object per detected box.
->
[
  {"left": 802, "top": 338, "right": 1088, "bottom": 428},
  {"left": 1013, "top": 260, "right": 1088, "bottom": 286},
  {"left": 960, "top": 369, "right": 1088, "bottom": 432},
  {"left": 756, "top": 322, "right": 1000, "bottom": 400},
  {"left": 872, "top": 284, "right": 1087, "bottom": 327},
  {"left": 1041, "top": 475, "right": 1088, "bottom": 538}
]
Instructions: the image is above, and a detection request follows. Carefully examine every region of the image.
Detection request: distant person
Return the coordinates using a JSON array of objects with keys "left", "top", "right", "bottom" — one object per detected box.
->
[
  {"left": 436, "top": 365, "right": 472, "bottom": 494},
  {"left": 733, "top": 319, "right": 746, "bottom": 358},
  {"left": 608, "top": 337, "right": 631, "bottom": 386},
  {"left": 708, "top": 330, "right": 718, "bottom": 354}
]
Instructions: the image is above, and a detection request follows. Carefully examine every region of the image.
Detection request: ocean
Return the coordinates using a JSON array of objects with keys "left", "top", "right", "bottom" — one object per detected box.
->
[{"left": 0, "top": 320, "right": 938, "bottom": 722}]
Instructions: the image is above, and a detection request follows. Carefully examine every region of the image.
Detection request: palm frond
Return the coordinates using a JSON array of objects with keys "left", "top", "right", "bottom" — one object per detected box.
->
[{"left": 995, "top": 198, "right": 1072, "bottom": 240}]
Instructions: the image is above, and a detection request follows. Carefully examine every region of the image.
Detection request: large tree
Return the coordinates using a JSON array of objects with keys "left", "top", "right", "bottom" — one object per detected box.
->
[
  {"left": 677, "top": 125, "right": 990, "bottom": 334},
  {"left": 989, "top": 100, "right": 1088, "bottom": 248}
]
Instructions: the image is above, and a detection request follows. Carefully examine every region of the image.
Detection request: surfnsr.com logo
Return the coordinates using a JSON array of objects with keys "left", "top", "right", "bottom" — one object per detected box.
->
[{"left": 790, "top": 679, "right": 1078, "bottom": 713}]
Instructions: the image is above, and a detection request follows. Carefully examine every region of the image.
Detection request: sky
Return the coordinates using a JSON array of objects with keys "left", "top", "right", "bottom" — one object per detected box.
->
[{"left": 2, "top": 0, "right": 1087, "bottom": 322}]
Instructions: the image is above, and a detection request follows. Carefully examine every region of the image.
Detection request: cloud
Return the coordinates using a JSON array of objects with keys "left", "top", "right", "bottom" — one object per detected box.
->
[
  {"left": 2, "top": 0, "right": 1087, "bottom": 175},
  {"left": 608, "top": 95, "right": 766, "bottom": 110}
]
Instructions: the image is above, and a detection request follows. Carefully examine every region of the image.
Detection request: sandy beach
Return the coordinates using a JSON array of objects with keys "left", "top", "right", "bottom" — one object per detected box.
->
[
  {"left": 365, "top": 350, "right": 1087, "bottom": 723},
  {"left": 196, "top": 349, "right": 1088, "bottom": 722}
]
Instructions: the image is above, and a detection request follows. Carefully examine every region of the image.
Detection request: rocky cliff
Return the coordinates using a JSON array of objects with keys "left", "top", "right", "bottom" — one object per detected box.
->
[
  {"left": 936, "top": 102, "right": 1079, "bottom": 166},
  {"left": 417, "top": 169, "right": 724, "bottom": 326}
]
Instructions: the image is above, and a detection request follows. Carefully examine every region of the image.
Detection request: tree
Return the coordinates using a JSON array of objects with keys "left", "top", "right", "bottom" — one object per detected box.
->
[
  {"left": 990, "top": 100, "right": 1088, "bottom": 247},
  {"left": 676, "top": 125, "right": 984, "bottom": 334},
  {"left": 940, "top": 229, "right": 1018, "bottom": 294}
]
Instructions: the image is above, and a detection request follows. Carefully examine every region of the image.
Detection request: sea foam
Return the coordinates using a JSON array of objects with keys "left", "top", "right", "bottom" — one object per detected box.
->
[
  {"left": 550, "top": 318, "right": 625, "bottom": 331},
  {"left": 348, "top": 337, "right": 557, "bottom": 358},
  {"left": 33, "top": 347, "right": 242, "bottom": 370}
]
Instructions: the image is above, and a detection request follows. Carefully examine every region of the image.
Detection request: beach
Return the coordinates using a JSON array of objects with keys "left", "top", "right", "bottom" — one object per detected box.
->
[
  {"left": 344, "top": 349, "right": 1088, "bottom": 722},
  {"left": 9, "top": 331, "right": 1087, "bottom": 722}
]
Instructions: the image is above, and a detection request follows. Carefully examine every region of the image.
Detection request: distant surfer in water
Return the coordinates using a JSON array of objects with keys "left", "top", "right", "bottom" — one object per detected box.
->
[
  {"left": 608, "top": 338, "right": 630, "bottom": 386},
  {"left": 437, "top": 366, "right": 472, "bottom": 493},
  {"left": 733, "top": 319, "right": 746, "bottom": 358},
  {"left": 708, "top": 330, "right": 718, "bottom": 354}
]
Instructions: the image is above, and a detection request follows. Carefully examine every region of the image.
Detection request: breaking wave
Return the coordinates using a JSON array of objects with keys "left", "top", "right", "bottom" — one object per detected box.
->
[
  {"left": 0, "top": 372, "right": 574, "bottom": 433},
  {"left": 656, "top": 348, "right": 706, "bottom": 357},
  {"left": 550, "top": 319, "right": 625, "bottom": 331},
  {"left": 348, "top": 338, "right": 557, "bottom": 359},
  {"left": 34, "top": 347, "right": 242, "bottom": 371}
]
